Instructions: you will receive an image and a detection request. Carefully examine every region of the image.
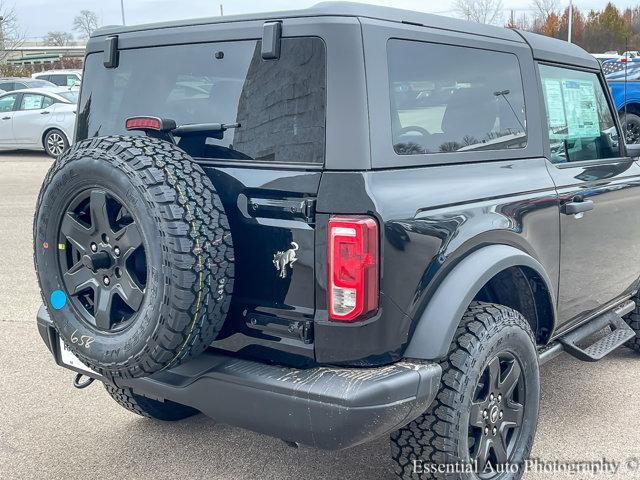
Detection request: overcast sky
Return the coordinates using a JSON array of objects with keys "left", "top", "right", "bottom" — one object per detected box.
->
[{"left": 14, "top": 0, "right": 640, "bottom": 40}]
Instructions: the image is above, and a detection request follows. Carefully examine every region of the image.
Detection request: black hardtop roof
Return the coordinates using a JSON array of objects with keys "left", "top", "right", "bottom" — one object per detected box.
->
[
  {"left": 92, "top": 1, "right": 521, "bottom": 41},
  {"left": 92, "top": 1, "right": 598, "bottom": 70},
  {"left": 516, "top": 29, "right": 599, "bottom": 70}
]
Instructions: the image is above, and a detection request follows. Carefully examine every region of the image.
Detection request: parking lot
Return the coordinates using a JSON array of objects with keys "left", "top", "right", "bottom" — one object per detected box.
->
[{"left": 1, "top": 151, "right": 640, "bottom": 479}]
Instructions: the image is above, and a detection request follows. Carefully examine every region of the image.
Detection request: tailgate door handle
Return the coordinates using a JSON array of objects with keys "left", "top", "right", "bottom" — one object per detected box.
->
[{"left": 562, "top": 199, "right": 594, "bottom": 215}]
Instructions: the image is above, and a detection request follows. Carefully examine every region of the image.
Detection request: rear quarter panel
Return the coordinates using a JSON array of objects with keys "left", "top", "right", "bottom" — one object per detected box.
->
[
  {"left": 315, "top": 161, "right": 560, "bottom": 363},
  {"left": 608, "top": 80, "right": 640, "bottom": 113}
]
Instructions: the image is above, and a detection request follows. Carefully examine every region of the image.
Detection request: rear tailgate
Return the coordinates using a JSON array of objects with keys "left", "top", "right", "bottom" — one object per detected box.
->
[
  {"left": 206, "top": 166, "right": 320, "bottom": 363},
  {"left": 77, "top": 36, "right": 327, "bottom": 364}
]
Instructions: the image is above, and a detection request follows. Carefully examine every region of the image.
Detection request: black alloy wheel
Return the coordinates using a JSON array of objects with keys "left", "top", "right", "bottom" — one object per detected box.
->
[
  {"left": 391, "top": 302, "right": 539, "bottom": 480},
  {"left": 623, "top": 113, "right": 640, "bottom": 144},
  {"left": 59, "top": 188, "right": 146, "bottom": 332},
  {"left": 469, "top": 353, "right": 525, "bottom": 477},
  {"left": 34, "top": 136, "right": 234, "bottom": 379}
]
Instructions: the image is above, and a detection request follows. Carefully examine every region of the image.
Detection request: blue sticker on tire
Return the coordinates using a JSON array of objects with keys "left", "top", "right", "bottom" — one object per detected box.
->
[{"left": 50, "top": 290, "right": 67, "bottom": 310}]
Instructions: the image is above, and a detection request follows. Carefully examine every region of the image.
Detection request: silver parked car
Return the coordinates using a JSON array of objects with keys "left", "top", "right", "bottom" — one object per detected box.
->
[{"left": 0, "top": 87, "right": 78, "bottom": 157}]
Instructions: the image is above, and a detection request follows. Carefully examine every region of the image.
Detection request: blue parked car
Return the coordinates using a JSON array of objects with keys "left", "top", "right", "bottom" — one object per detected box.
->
[{"left": 607, "top": 64, "right": 640, "bottom": 143}]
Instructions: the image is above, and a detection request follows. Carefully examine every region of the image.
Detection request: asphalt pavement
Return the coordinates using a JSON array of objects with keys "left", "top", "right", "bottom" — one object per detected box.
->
[{"left": 1, "top": 151, "right": 640, "bottom": 479}]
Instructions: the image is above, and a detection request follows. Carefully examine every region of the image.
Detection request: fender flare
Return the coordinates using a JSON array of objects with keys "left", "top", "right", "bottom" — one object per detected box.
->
[{"left": 404, "top": 245, "right": 556, "bottom": 360}]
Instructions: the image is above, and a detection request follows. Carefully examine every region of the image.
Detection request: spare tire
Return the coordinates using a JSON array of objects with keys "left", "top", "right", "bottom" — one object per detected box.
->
[{"left": 33, "top": 136, "right": 234, "bottom": 379}]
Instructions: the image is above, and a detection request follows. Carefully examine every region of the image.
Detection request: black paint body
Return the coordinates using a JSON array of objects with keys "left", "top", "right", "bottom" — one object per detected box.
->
[{"left": 76, "top": 5, "right": 640, "bottom": 369}]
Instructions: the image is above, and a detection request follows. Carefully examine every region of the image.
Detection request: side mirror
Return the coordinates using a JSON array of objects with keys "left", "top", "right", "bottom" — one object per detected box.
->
[{"left": 626, "top": 143, "right": 640, "bottom": 159}]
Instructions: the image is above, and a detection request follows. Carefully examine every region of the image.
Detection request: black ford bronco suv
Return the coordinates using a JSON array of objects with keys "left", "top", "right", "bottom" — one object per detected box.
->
[{"left": 33, "top": 2, "right": 640, "bottom": 478}]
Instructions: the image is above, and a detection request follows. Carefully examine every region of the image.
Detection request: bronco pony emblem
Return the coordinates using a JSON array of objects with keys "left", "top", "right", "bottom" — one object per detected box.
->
[{"left": 273, "top": 242, "right": 299, "bottom": 279}]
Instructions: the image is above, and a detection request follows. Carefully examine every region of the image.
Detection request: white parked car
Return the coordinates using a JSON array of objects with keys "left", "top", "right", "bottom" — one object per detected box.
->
[
  {"left": 32, "top": 70, "right": 82, "bottom": 88},
  {"left": 0, "top": 77, "right": 57, "bottom": 92},
  {"left": 0, "top": 87, "right": 78, "bottom": 157}
]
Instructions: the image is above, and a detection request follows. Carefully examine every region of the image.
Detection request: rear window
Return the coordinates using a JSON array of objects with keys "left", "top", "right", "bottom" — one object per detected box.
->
[
  {"left": 59, "top": 91, "right": 79, "bottom": 103},
  {"left": 388, "top": 39, "right": 527, "bottom": 156},
  {"left": 30, "top": 80, "right": 54, "bottom": 88},
  {"left": 78, "top": 38, "right": 326, "bottom": 164}
]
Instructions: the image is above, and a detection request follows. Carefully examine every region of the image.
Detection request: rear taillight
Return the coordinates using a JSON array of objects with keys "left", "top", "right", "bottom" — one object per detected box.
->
[{"left": 328, "top": 216, "right": 379, "bottom": 322}]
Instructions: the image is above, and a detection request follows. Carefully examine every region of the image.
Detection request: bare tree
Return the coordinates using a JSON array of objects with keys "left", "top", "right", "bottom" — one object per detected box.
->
[
  {"left": 45, "top": 31, "right": 74, "bottom": 47},
  {"left": 0, "top": 1, "right": 26, "bottom": 63},
  {"left": 73, "top": 10, "right": 99, "bottom": 39},
  {"left": 531, "top": 0, "right": 558, "bottom": 21},
  {"left": 506, "top": 10, "right": 532, "bottom": 30},
  {"left": 455, "top": 0, "right": 504, "bottom": 25}
]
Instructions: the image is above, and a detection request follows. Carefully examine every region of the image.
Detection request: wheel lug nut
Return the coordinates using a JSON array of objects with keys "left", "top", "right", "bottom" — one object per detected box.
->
[
  {"left": 103, "top": 276, "right": 110, "bottom": 286},
  {"left": 490, "top": 393, "right": 495, "bottom": 401},
  {"left": 492, "top": 427, "right": 497, "bottom": 435},
  {"left": 484, "top": 427, "right": 489, "bottom": 435},
  {"left": 114, "top": 246, "right": 121, "bottom": 256},
  {"left": 483, "top": 410, "right": 488, "bottom": 419},
  {"left": 90, "top": 243, "right": 97, "bottom": 252},
  {"left": 498, "top": 394, "right": 502, "bottom": 402},
  {"left": 499, "top": 411, "right": 503, "bottom": 419}
]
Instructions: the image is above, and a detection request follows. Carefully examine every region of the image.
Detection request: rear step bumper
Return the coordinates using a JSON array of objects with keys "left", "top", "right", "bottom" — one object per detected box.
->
[{"left": 36, "top": 306, "right": 442, "bottom": 450}]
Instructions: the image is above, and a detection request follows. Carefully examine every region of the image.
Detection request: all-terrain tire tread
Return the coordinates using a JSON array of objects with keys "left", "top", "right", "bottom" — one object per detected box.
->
[
  {"left": 390, "top": 301, "right": 536, "bottom": 480},
  {"left": 104, "top": 383, "right": 198, "bottom": 421},
  {"left": 624, "top": 304, "right": 640, "bottom": 352},
  {"left": 33, "top": 136, "right": 234, "bottom": 378}
]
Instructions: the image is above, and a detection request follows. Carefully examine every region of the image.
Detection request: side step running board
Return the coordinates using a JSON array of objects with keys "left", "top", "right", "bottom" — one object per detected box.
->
[{"left": 540, "top": 301, "right": 636, "bottom": 364}]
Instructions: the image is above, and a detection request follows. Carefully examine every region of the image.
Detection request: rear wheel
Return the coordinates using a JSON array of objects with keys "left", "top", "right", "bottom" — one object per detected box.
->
[
  {"left": 104, "top": 383, "right": 198, "bottom": 421},
  {"left": 44, "top": 129, "right": 69, "bottom": 157},
  {"left": 391, "top": 302, "right": 539, "bottom": 480}
]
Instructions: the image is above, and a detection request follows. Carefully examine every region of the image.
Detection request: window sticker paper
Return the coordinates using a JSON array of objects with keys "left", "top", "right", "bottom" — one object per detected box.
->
[
  {"left": 542, "top": 78, "right": 567, "bottom": 132},
  {"left": 561, "top": 79, "right": 600, "bottom": 138}
]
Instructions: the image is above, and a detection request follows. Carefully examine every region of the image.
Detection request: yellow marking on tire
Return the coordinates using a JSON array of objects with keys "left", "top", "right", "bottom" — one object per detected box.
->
[{"left": 162, "top": 167, "right": 204, "bottom": 369}]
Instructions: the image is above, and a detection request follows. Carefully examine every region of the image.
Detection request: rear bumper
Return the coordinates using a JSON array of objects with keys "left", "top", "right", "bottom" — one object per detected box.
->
[{"left": 37, "top": 305, "right": 441, "bottom": 450}]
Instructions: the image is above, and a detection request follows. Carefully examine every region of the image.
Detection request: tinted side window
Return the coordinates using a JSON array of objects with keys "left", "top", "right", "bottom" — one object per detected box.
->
[
  {"left": 539, "top": 65, "right": 621, "bottom": 163},
  {"left": 0, "top": 94, "right": 17, "bottom": 112},
  {"left": 388, "top": 40, "right": 527, "bottom": 155},
  {"left": 0, "top": 83, "right": 14, "bottom": 91},
  {"left": 78, "top": 38, "right": 327, "bottom": 164}
]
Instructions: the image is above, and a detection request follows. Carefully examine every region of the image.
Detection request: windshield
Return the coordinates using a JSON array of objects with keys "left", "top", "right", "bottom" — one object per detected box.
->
[
  {"left": 77, "top": 38, "right": 326, "bottom": 164},
  {"left": 58, "top": 91, "right": 79, "bottom": 103}
]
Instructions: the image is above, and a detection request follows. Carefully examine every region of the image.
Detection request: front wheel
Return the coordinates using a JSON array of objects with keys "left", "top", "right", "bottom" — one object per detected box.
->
[
  {"left": 43, "top": 129, "right": 69, "bottom": 158},
  {"left": 621, "top": 113, "right": 640, "bottom": 145},
  {"left": 391, "top": 302, "right": 540, "bottom": 480}
]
